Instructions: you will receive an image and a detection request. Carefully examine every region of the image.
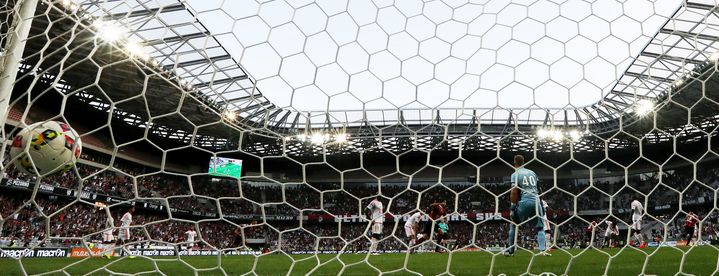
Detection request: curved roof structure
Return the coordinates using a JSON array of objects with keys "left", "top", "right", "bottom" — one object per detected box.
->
[
  {"left": 68, "top": 0, "right": 719, "bottom": 130},
  {"left": 7, "top": 0, "right": 719, "bottom": 155}
]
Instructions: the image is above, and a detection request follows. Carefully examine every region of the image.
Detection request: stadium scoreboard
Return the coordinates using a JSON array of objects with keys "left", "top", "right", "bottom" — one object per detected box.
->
[{"left": 208, "top": 157, "right": 243, "bottom": 178}]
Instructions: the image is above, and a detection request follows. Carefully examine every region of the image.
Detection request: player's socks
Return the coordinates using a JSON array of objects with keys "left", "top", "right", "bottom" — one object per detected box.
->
[
  {"left": 634, "top": 234, "right": 645, "bottom": 248},
  {"left": 103, "top": 245, "right": 113, "bottom": 259},
  {"left": 536, "top": 230, "right": 547, "bottom": 251},
  {"left": 370, "top": 242, "right": 380, "bottom": 255},
  {"left": 507, "top": 224, "right": 517, "bottom": 254},
  {"left": 416, "top": 234, "right": 426, "bottom": 244},
  {"left": 545, "top": 233, "right": 552, "bottom": 249},
  {"left": 369, "top": 239, "right": 378, "bottom": 254}
]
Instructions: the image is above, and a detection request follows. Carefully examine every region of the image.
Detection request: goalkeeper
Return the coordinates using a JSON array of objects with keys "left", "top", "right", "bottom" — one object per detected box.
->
[
  {"left": 505, "top": 155, "right": 548, "bottom": 256},
  {"left": 436, "top": 219, "right": 450, "bottom": 252}
]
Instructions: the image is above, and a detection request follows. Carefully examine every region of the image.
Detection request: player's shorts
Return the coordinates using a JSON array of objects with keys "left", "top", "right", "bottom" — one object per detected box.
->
[
  {"left": 371, "top": 222, "right": 383, "bottom": 234},
  {"left": 513, "top": 199, "right": 544, "bottom": 230},
  {"left": 187, "top": 240, "right": 195, "bottom": 247},
  {"left": 404, "top": 225, "right": 416, "bottom": 238},
  {"left": 631, "top": 218, "right": 642, "bottom": 230},
  {"left": 118, "top": 228, "right": 130, "bottom": 241},
  {"left": 102, "top": 231, "right": 114, "bottom": 242},
  {"left": 422, "top": 221, "right": 432, "bottom": 235},
  {"left": 685, "top": 226, "right": 695, "bottom": 235},
  {"left": 542, "top": 215, "right": 551, "bottom": 232},
  {"left": 233, "top": 235, "right": 243, "bottom": 247},
  {"left": 437, "top": 230, "right": 448, "bottom": 240}
]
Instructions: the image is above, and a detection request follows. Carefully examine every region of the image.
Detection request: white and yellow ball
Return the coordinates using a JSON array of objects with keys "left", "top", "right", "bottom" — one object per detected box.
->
[{"left": 9, "top": 121, "right": 82, "bottom": 176}]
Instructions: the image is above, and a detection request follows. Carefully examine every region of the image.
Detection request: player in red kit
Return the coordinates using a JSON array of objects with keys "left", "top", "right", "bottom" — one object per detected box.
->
[
  {"left": 417, "top": 200, "right": 447, "bottom": 252},
  {"left": 585, "top": 220, "right": 598, "bottom": 247},
  {"left": 430, "top": 200, "right": 447, "bottom": 219},
  {"left": 684, "top": 212, "right": 700, "bottom": 246}
]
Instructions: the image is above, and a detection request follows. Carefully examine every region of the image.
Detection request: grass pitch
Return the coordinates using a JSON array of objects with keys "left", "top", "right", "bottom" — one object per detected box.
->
[{"left": 1, "top": 246, "right": 717, "bottom": 275}]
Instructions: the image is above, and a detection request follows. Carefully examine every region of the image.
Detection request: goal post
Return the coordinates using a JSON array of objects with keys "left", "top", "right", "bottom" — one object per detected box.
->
[{"left": 0, "top": 0, "right": 38, "bottom": 131}]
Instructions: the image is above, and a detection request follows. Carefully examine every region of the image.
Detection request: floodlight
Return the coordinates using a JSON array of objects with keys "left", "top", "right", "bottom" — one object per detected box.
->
[
  {"left": 633, "top": 99, "right": 654, "bottom": 116},
  {"left": 335, "top": 133, "right": 348, "bottom": 143},
  {"left": 222, "top": 110, "right": 237, "bottom": 121},
  {"left": 710, "top": 52, "right": 719, "bottom": 62},
  {"left": 126, "top": 42, "right": 150, "bottom": 61},
  {"left": 673, "top": 78, "right": 684, "bottom": 87},
  {"left": 537, "top": 129, "right": 550, "bottom": 139},
  {"left": 295, "top": 134, "right": 307, "bottom": 142},
  {"left": 92, "top": 19, "right": 104, "bottom": 29},
  {"left": 126, "top": 41, "right": 149, "bottom": 60},
  {"left": 61, "top": 0, "right": 78, "bottom": 11},
  {"left": 568, "top": 130, "right": 582, "bottom": 141},
  {"left": 93, "top": 20, "right": 127, "bottom": 42},
  {"left": 551, "top": 130, "right": 563, "bottom": 142},
  {"left": 311, "top": 133, "right": 325, "bottom": 145}
]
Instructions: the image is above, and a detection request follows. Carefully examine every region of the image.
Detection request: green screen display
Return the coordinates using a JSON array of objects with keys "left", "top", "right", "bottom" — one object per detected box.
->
[{"left": 208, "top": 157, "right": 242, "bottom": 178}]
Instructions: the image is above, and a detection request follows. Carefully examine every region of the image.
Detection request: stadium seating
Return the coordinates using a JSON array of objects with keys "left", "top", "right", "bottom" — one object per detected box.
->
[{"left": 2, "top": 150, "right": 718, "bottom": 252}]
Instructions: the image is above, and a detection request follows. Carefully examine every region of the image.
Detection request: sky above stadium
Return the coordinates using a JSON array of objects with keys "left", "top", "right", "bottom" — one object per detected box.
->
[{"left": 185, "top": 0, "right": 681, "bottom": 113}]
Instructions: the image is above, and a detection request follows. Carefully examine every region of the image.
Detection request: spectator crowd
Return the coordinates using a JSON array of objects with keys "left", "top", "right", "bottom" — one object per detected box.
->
[{"left": 2, "top": 149, "right": 719, "bottom": 253}]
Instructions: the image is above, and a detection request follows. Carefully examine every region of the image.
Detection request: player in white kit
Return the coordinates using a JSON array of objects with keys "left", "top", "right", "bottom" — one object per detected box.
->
[
  {"left": 112, "top": 206, "right": 136, "bottom": 258},
  {"left": 100, "top": 207, "right": 115, "bottom": 259},
  {"left": 404, "top": 212, "right": 422, "bottom": 251},
  {"left": 541, "top": 199, "right": 553, "bottom": 250},
  {"left": 102, "top": 214, "right": 115, "bottom": 243},
  {"left": 366, "top": 196, "right": 384, "bottom": 255},
  {"left": 603, "top": 220, "right": 619, "bottom": 248},
  {"left": 185, "top": 228, "right": 197, "bottom": 255},
  {"left": 118, "top": 208, "right": 133, "bottom": 242},
  {"left": 630, "top": 199, "right": 646, "bottom": 248}
]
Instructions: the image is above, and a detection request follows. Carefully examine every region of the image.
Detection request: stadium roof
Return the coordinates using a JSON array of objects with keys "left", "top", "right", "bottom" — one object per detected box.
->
[
  {"left": 68, "top": 0, "right": 719, "bottom": 131},
  {"left": 191, "top": 0, "right": 676, "bottom": 110},
  {"left": 8, "top": 0, "right": 719, "bottom": 154}
]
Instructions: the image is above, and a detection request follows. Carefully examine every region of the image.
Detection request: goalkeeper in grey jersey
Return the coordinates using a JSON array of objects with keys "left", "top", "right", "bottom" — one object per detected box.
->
[{"left": 506, "top": 155, "right": 548, "bottom": 256}]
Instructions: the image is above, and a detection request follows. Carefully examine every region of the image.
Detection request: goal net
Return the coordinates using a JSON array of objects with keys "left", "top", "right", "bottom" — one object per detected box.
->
[{"left": 1, "top": 0, "right": 718, "bottom": 275}]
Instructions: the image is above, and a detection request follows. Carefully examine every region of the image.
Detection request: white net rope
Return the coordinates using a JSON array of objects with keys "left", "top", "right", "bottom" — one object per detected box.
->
[{"left": 1, "top": 0, "right": 719, "bottom": 275}]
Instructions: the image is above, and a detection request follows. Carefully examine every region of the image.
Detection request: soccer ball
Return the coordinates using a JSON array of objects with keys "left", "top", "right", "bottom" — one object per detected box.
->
[{"left": 9, "top": 121, "right": 82, "bottom": 176}]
